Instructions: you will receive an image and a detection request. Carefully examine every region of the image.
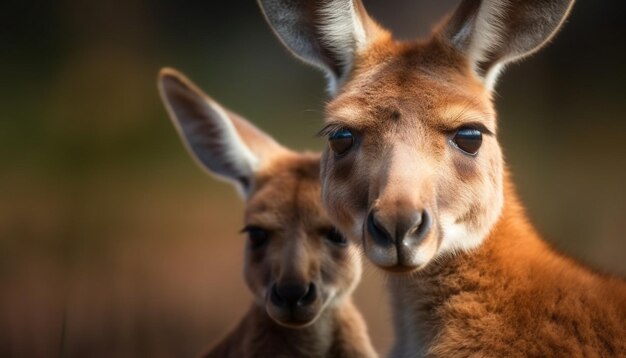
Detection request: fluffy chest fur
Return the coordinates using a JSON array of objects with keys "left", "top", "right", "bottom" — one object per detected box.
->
[{"left": 388, "top": 187, "right": 626, "bottom": 358}]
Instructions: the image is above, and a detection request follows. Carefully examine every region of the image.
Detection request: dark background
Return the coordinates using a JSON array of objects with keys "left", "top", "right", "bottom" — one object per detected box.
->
[{"left": 1, "top": 0, "right": 625, "bottom": 356}]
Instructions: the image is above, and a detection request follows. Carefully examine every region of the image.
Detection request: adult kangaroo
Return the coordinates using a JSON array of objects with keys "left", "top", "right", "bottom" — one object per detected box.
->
[
  {"left": 258, "top": 0, "right": 626, "bottom": 356},
  {"left": 158, "top": 68, "right": 377, "bottom": 358}
]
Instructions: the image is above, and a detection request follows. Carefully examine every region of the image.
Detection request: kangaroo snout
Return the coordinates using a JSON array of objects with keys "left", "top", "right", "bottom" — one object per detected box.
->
[
  {"left": 267, "top": 279, "right": 322, "bottom": 327},
  {"left": 270, "top": 281, "right": 317, "bottom": 308},
  {"left": 367, "top": 209, "right": 430, "bottom": 246},
  {"left": 365, "top": 207, "right": 435, "bottom": 272}
]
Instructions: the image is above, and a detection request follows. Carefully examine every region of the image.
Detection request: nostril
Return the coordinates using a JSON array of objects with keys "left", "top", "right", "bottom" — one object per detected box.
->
[
  {"left": 367, "top": 211, "right": 394, "bottom": 247},
  {"left": 299, "top": 283, "right": 316, "bottom": 306},
  {"left": 414, "top": 210, "right": 432, "bottom": 241},
  {"left": 270, "top": 284, "right": 284, "bottom": 306}
]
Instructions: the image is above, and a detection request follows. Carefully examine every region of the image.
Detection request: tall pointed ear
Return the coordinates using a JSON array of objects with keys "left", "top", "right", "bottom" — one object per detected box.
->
[
  {"left": 441, "top": 0, "right": 575, "bottom": 91},
  {"left": 257, "top": 0, "right": 386, "bottom": 94},
  {"left": 158, "top": 68, "right": 286, "bottom": 197}
]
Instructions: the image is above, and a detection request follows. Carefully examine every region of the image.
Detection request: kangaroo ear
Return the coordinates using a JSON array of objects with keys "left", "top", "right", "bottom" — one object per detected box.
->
[
  {"left": 442, "top": 0, "right": 575, "bottom": 91},
  {"left": 257, "top": 0, "right": 386, "bottom": 94},
  {"left": 158, "top": 68, "right": 286, "bottom": 197}
]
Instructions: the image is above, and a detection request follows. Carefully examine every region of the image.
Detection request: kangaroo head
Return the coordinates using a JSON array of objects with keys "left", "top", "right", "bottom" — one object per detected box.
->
[
  {"left": 158, "top": 68, "right": 361, "bottom": 327},
  {"left": 259, "top": 0, "right": 574, "bottom": 272}
]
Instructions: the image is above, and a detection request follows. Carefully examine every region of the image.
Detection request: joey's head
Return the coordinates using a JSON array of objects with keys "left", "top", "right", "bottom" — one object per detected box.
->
[
  {"left": 158, "top": 68, "right": 361, "bottom": 327},
  {"left": 259, "top": 0, "right": 574, "bottom": 272}
]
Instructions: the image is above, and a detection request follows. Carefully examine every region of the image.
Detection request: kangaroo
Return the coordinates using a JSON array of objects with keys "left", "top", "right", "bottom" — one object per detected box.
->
[
  {"left": 258, "top": 0, "right": 626, "bottom": 356},
  {"left": 158, "top": 68, "right": 377, "bottom": 358}
]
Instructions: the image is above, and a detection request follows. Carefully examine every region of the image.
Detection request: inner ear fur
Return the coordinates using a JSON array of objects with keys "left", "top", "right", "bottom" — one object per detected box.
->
[
  {"left": 158, "top": 68, "right": 286, "bottom": 196},
  {"left": 442, "top": 0, "right": 575, "bottom": 90}
]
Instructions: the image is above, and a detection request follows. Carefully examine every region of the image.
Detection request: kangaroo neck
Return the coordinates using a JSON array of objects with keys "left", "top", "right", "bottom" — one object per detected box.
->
[
  {"left": 242, "top": 302, "right": 338, "bottom": 357},
  {"left": 387, "top": 176, "right": 546, "bottom": 356}
]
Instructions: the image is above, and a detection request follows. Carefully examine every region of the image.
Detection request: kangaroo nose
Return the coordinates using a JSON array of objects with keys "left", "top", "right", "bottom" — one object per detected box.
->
[
  {"left": 367, "top": 209, "right": 431, "bottom": 247},
  {"left": 271, "top": 282, "right": 316, "bottom": 308}
]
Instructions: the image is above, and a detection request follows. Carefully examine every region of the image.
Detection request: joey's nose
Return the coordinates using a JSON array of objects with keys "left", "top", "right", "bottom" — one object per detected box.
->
[{"left": 271, "top": 282, "right": 316, "bottom": 308}]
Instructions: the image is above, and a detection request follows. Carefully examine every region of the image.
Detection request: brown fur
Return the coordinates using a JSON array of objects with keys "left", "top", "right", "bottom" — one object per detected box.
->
[
  {"left": 203, "top": 153, "right": 377, "bottom": 358},
  {"left": 327, "top": 33, "right": 626, "bottom": 358},
  {"left": 158, "top": 69, "right": 377, "bottom": 358},
  {"left": 389, "top": 173, "right": 626, "bottom": 357},
  {"left": 258, "top": 0, "right": 626, "bottom": 356},
  {"left": 326, "top": 26, "right": 626, "bottom": 358},
  {"left": 206, "top": 301, "right": 374, "bottom": 358}
]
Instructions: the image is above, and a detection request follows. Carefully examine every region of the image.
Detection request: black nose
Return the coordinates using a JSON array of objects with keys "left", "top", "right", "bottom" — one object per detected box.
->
[
  {"left": 367, "top": 209, "right": 431, "bottom": 246},
  {"left": 271, "top": 282, "right": 316, "bottom": 308}
]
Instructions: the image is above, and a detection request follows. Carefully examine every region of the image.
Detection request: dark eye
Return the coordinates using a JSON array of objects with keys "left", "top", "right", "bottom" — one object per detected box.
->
[
  {"left": 242, "top": 226, "right": 269, "bottom": 249},
  {"left": 328, "top": 129, "right": 354, "bottom": 156},
  {"left": 323, "top": 227, "right": 348, "bottom": 246},
  {"left": 451, "top": 127, "right": 483, "bottom": 155}
]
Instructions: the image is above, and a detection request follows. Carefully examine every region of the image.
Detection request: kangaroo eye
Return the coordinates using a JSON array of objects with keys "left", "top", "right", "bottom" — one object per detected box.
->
[
  {"left": 324, "top": 227, "right": 348, "bottom": 246},
  {"left": 242, "top": 226, "right": 269, "bottom": 249},
  {"left": 328, "top": 129, "right": 354, "bottom": 156},
  {"left": 451, "top": 127, "right": 482, "bottom": 155}
]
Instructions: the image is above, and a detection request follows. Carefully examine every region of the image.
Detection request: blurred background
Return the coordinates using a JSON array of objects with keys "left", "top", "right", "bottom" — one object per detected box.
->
[{"left": 1, "top": 0, "right": 625, "bottom": 356}]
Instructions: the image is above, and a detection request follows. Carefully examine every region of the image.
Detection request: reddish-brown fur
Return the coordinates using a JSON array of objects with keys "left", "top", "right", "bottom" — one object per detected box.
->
[
  {"left": 388, "top": 174, "right": 626, "bottom": 356},
  {"left": 258, "top": 0, "right": 626, "bottom": 356}
]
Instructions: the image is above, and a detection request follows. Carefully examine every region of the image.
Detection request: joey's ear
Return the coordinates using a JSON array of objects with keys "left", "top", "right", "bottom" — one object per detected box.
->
[
  {"left": 441, "top": 0, "right": 575, "bottom": 91},
  {"left": 158, "top": 68, "right": 286, "bottom": 197},
  {"left": 257, "top": 0, "right": 386, "bottom": 94}
]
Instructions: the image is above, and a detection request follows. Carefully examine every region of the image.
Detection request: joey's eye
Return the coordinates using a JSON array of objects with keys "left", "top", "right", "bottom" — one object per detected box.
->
[
  {"left": 451, "top": 127, "right": 483, "bottom": 155},
  {"left": 324, "top": 227, "right": 348, "bottom": 246},
  {"left": 242, "top": 226, "right": 269, "bottom": 249},
  {"left": 328, "top": 129, "right": 354, "bottom": 156}
]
